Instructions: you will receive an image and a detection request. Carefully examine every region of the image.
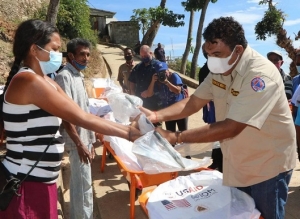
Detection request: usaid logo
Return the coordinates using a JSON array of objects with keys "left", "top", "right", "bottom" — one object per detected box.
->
[
  {"left": 191, "top": 189, "right": 217, "bottom": 201},
  {"left": 175, "top": 186, "right": 204, "bottom": 196}
]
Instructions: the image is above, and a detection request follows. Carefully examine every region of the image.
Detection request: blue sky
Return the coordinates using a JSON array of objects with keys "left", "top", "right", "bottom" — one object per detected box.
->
[{"left": 88, "top": 0, "right": 300, "bottom": 73}]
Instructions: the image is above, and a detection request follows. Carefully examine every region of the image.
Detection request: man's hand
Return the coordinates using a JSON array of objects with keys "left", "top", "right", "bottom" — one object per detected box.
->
[
  {"left": 139, "top": 106, "right": 157, "bottom": 123},
  {"left": 77, "top": 143, "right": 92, "bottom": 164}
]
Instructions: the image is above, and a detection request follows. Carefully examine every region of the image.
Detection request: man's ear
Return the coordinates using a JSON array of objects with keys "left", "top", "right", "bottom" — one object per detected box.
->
[
  {"left": 235, "top": 45, "right": 244, "bottom": 56},
  {"left": 68, "top": 52, "right": 74, "bottom": 60},
  {"left": 281, "top": 60, "right": 284, "bottom": 66}
]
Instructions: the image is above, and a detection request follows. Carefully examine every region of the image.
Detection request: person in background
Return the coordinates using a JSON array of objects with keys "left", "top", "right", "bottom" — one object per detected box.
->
[
  {"left": 198, "top": 45, "right": 222, "bottom": 172},
  {"left": 154, "top": 43, "right": 166, "bottom": 62},
  {"left": 292, "top": 50, "right": 300, "bottom": 93},
  {"left": 267, "top": 50, "right": 293, "bottom": 99},
  {"left": 141, "top": 16, "right": 296, "bottom": 219},
  {"left": 0, "top": 19, "right": 140, "bottom": 219},
  {"left": 117, "top": 47, "right": 136, "bottom": 94},
  {"left": 147, "top": 62, "right": 188, "bottom": 132},
  {"left": 55, "top": 38, "right": 95, "bottom": 219},
  {"left": 129, "top": 45, "right": 161, "bottom": 112},
  {"left": 291, "top": 50, "right": 300, "bottom": 119}
]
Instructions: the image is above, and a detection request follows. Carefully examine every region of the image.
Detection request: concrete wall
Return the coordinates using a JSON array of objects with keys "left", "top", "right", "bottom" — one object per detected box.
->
[{"left": 108, "top": 21, "right": 139, "bottom": 48}]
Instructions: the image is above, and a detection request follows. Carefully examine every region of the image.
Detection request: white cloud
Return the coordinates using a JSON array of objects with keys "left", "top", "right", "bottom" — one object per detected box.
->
[
  {"left": 223, "top": 12, "right": 262, "bottom": 24},
  {"left": 164, "top": 43, "right": 187, "bottom": 51},
  {"left": 246, "top": 0, "right": 261, "bottom": 3},
  {"left": 247, "top": 6, "right": 265, "bottom": 11},
  {"left": 285, "top": 18, "right": 300, "bottom": 27}
]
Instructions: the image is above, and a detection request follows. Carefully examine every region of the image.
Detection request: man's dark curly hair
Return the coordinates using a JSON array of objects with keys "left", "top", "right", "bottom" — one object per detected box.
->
[{"left": 203, "top": 17, "right": 248, "bottom": 50}]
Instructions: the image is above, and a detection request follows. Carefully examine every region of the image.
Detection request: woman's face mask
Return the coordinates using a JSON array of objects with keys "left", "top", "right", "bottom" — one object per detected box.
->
[
  {"left": 207, "top": 46, "right": 239, "bottom": 74},
  {"left": 35, "top": 45, "right": 62, "bottom": 75}
]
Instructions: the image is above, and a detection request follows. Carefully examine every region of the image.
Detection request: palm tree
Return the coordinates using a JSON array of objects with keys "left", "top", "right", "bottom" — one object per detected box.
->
[
  {"left": 190, "top": 0, "right": 210, "bottom": 79},
  {"left": 180, "top": 7, "right": 195, "bottom": 75}
]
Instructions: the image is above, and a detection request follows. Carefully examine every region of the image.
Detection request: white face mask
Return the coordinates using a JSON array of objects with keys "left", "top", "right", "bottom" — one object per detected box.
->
[
  {"left": 207, "top": 46, "right": 239, "bottom": 74},
  {"left": 296, "top": 65, "right": 300, "bottom": 73}
]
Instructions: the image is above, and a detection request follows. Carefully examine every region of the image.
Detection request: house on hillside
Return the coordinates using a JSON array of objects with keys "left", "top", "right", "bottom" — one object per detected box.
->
[{"left": 89, "top": 8, "right": 139, "bottom": 48}]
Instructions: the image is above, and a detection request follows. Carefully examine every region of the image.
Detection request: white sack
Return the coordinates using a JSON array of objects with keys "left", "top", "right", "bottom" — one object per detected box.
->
[
  {"left": 103, "top": 135, "right": 142, "bottom": 171},
  {"left": 146, "top": 170, "right": 261, "bottom": 219},
  {"left": 132, "top": 131, "right": 210, "bottom": 174}
]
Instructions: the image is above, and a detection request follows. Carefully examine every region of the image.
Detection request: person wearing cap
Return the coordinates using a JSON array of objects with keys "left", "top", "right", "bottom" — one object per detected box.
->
[
  {"left": 145, "top": 61, "right": 188, "bottom": 133},
  {"left": 267, "top": 50, "right": 293, "bottom": 99}
]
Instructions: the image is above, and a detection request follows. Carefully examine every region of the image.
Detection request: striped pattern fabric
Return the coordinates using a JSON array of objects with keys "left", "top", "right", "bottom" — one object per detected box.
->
[{"left": 2, "top": 68, "right": 64, "bottom": 183}]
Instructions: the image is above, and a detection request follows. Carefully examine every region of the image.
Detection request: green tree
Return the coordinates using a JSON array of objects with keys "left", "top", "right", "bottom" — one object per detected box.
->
[
  {"left": 168, "top": 57, "right": 200, "bottom": 79},
  {"left": 131, "top": 0, "right": 185, "bottom": 47},
  {"left": 57, "top": 0, "right": 97, "bottom": 45},
  {"left": 33, "top": 0, "right": 97, "bottom": 45},
  {"left": 130, "top": 8, "right": 151, "bottom": 37},
  {"left": 46, "top": 0, "right": 60, "bottom": 25},
  {"left": 180, "top": 1, "right": 195, "bottom": 75},
  {"left": 255, "top": 0, "right": 300, "bottom": 76}
]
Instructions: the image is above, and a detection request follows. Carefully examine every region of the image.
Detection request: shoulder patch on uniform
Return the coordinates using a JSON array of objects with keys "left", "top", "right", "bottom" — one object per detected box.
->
[
  {"left": 212, "top": 79, "right": 226, "bottom": 90},
  {"left": 251, "top": 77, "right": 265, "bottom": 92}
]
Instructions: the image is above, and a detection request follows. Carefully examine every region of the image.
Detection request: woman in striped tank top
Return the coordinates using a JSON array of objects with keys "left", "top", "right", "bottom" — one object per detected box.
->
[{"left": 0, "top": 19, "right": 141, "bottom": 219}]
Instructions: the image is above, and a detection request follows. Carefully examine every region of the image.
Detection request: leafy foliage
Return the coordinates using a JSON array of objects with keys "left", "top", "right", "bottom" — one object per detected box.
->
[
  {"left": 130, "top": 8, "right": 152, "bottom": 36},
  {"left": 182, "top": 0, "right": 217, "bottom": 11},
  {"left": 56, "top": 0, "right": 97, "bottom": 45},
  {"left": 255, "top": 4, "right": 284, "bottom": 40},
  {"left": 168, "top": 57, "right": 200, "bottom": 78},
  {"left": 33, "top": 0, "right": 98, "bottom": 45},
  {"left": 130, "top": 6, "right": 185, "bottom": 34}
]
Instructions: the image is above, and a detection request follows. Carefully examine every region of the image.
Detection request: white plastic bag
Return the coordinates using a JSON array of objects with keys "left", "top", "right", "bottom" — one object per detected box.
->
[
  {"left": 103, "top": 136, "right": 142, "bottom": 171},
  {"left": 132, "top": 131, "right": 210, "bottom": 174},
  {"left": 107, "top": 93, "right": 143, "bottom": 124},
  {"left": 146, "top": 170, "right": 261, "bottom": 219}
]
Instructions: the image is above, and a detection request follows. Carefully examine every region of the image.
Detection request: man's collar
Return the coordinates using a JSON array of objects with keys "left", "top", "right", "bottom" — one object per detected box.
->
[
  {"left": 232, "top": 45, "right": 251, "bottom": 76},
  {"left": 126, "top": 60, "right": 135, "bottom": 66},
  {"left": 66, "top": 62, "right": 81, "bottom": 75}
]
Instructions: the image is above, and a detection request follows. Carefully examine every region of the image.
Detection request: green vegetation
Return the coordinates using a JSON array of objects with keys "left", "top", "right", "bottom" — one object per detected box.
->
[
  {"left": 34, "top": 0, "right": 98, "bottom": 45},
  {"left": 131, "top": 3, "right": 185, "bottom": 46},
  {"left": 168, "top": 57, "right": 200, "bottom": 80},
  {"left": 57, "top": 0, "right": 98, "bottom": 45},
  {"left": 255, "top": 1, "right": 285, "bottom": 41}
]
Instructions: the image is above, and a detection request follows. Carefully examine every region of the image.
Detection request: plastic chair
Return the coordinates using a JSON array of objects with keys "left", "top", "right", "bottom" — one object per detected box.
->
[{"left": 95, "top": 134, "right": 178, "bottom": 219}]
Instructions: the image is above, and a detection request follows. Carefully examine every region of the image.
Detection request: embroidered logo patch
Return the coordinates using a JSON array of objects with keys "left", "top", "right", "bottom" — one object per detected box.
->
[
  {"left": 212, "top": 79, "right": 226, "bottom": 90},
  {"left": 251, "top": 77, "right": 265, "bottom": 92}
]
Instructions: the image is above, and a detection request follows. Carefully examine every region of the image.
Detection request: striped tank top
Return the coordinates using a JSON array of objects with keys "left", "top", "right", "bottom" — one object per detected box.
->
[{"left": 2, "top": 68, "right": 64, "bottom": 183}]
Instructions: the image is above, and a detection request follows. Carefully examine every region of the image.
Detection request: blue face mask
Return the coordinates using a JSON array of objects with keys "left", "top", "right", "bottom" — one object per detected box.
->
[
  {"left": 72, "top": 59, "right": 87, "bottom": 71},
  {"left": 36, "top": 45, "right": 62, "bottom": 75},
  {"left": 142, "top": 56, "right": 151, "bottom": 64}
]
